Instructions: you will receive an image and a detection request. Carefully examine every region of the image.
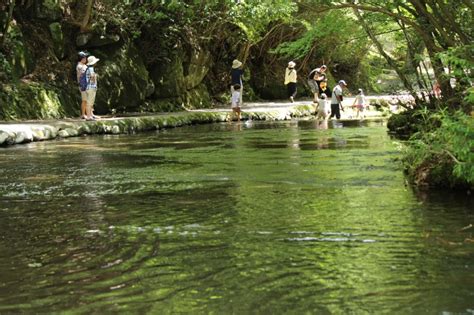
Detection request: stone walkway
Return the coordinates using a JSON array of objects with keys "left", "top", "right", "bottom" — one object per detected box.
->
[{"left": 0, "top": 99, "right": 387, "bottom": 146}]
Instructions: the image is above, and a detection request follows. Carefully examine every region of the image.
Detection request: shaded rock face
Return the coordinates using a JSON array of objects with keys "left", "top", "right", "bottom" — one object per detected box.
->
[
  {"left": 149, "top": 46, "right": 212, "bottom": 109},
  {"left": 0, "top": 83, "right": 77, "bottom": 120},
  {"left": 94, "top": 43, "right": 154, "bottom": 114},
  {"left": 5, "top": 24, "right": 36, "bottom": 79},
  {"left": 49, "top": 22, "right": 65, "bottom": 59}
]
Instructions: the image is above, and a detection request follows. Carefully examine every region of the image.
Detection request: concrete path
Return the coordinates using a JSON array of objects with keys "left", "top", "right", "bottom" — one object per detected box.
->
[{"left": 0, "top": 99, "right": 389, "bottom": 146}]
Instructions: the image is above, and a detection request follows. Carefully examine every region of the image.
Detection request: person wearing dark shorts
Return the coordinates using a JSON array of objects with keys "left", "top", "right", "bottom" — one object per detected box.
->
[
  {"left": 307, "top": 65, "right": 327, "bottom": 103},
  {"left": 330, "top": 80, "right": 347, "bottom": 119}
]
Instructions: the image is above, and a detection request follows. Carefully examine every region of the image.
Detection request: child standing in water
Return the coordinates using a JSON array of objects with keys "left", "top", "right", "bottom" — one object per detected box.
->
[
  {"left": 352, "top": 88, "right": 366, "bottom": 118},
  {"left": 316, "top": 93, "right": 330, "bottom": 120},
  {"left": 231, "top": 84, "right": 242, "bottom": 122}
]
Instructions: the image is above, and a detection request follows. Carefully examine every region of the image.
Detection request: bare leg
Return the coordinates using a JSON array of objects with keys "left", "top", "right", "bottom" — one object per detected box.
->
[{"left": 81, "top": 100, "right": 87, "bottom": 118}]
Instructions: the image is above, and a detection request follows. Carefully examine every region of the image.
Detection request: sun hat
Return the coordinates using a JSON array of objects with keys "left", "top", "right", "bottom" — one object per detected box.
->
[
  {"left": 87, "top": 56, "right": 100, "bottom": 66},
  {"left": 338, "top": 80, "right": 347, "bottom": 86},
  {"left": 288, "top": 61, "right": 296, "bottom": 68},
  {"left": 232, "top": 59, "right": 242, "bottom": 69}
]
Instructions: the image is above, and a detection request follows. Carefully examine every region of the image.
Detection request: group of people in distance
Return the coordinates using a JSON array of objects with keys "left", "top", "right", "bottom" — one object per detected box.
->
[
  {"left": 230, "top": 59, "right": 368, "bottom": 122},
  {"left": 76, "top": 51, "right": 99, "bottom": 121},
  {"left": 75, "top": 52, "right": 367, "bottom": 122}
]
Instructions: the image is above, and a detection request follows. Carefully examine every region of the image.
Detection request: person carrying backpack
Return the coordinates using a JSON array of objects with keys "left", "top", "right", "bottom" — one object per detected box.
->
[
  {"left": 84, "top": 55, "right": 100, "bottom": 121},
  {"left": 307, "top": 64, "right": 327, "bottom": 103},
  {"left": 76, "top": 51, "right": 89, "bottom": 119}
]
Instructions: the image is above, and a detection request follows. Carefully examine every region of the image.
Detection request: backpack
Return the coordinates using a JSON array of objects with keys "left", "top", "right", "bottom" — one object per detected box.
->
[{"left": 79, "top": 66, "right": 90, "bottom": 92}]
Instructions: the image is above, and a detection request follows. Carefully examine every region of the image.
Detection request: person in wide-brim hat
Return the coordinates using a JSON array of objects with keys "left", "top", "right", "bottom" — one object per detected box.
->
[
  {"left": 87, "top": 56, "right": 100, "bottom": 66},
  {"left": 232, "top": 59, "right": 242, "bottom": 69}
]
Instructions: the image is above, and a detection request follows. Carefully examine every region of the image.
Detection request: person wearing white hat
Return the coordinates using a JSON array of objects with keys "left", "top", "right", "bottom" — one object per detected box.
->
[
  {"left": 284, "top": 61, "right": 297, "bottom": 103},
  {"left": 330, "top": 80, "right": 347, "bottom": 119},
  {"left": 85, "top": 56, "right": 100, "bottom": 120},
  {"left": 230, "top": 59, "right": 244, "bottom": 106}
]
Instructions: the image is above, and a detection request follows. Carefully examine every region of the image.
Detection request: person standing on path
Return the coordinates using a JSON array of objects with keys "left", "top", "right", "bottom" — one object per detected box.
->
[
  {"left": 307, "top": 65, "right": 327, "bottom": 103},
  {"left": 85, "top": 56, "right": 99, "bottom": 121},
  {"left": 285, "top": 61, "right": 297, "bottom": 103},
  {"left": 76, "top": 51, "right": 89, "bottom": 119},
  {"left": 330, "top": 80, "right": 347, "bottom": 119},
  {"left": 231, "top": 59, "right": 244, "bottom": 106}
]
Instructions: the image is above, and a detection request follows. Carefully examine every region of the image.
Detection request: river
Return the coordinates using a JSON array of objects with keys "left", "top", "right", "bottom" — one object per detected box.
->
[{"left": 0, "top": 119, "right": 473, "bottom": 314}]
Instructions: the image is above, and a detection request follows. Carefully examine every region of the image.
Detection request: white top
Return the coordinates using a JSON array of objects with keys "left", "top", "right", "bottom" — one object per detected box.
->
[
  {"left": 331, "top": 85, "right": 343, "bottom": 104},
  {"left": 284, "top": 68, "right": 297, "bottom": 85},
  {"left": 231, "top": 91, "right": 240, "bottom": 108},
  {"left": 354, "top": 94, "right": 366, "bottom": 105},
  {"left": 76, "top": 62, "right": 87, "bottom": 82},
  {"left": 318, "top": 98, "right": 329, "bottom": 112}
]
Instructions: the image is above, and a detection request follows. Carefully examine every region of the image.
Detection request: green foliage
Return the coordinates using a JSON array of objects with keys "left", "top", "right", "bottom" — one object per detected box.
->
[
  {"left": 0, "top": 52, "right": 13, "bottom": 81},
  {"left": 403, "top": 109, "right": 474, "bottom": 188},
  {"left": 438, "top": 45, "right": 474, "bottom": 87},
  {"left": 272, "top": 9, "right": 368, "bottom": 62},
  {"left": 229, "top": 0, "right": 296, "bottom": 43}
]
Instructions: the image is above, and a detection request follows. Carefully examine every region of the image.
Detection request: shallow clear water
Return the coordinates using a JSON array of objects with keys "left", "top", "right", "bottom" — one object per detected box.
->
[{"left": 0, "top": 120, "right": 473, "bottom": 314}]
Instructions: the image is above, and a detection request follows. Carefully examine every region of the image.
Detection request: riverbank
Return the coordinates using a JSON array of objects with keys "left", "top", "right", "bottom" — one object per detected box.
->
[{"left": 0, "top": 100, "right": 387, "bottom": 146}]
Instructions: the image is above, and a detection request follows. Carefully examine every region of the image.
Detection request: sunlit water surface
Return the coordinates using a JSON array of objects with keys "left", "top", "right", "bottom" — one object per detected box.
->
[{"left": 0, "top": 120, "right": 473, "bottom": 314}]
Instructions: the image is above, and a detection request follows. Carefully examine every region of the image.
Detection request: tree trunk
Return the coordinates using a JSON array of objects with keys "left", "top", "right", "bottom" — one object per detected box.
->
[
  {"left": 80, "top": 0, "right": 94, "bottom": 33},
  {"left": 352, "top": 7, "right": 420, "bottom": 105}
]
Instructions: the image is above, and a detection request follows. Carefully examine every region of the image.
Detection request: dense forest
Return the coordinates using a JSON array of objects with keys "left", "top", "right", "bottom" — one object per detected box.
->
[{"left": 0, "top": 0, "right": 472, "bottom": 188}]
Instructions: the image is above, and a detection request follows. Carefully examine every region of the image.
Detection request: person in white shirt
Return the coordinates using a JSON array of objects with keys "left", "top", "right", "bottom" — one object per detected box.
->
[
  {"left": 76, "top": 51, "right": 89, "bottom": 119},
  {"left": 316, "top": 93, "right": 330, "bottom": 120},
  {"left": 352, "top": 88, "right": 366, "bottom": 118},
  {"left": 231, "top": 84, "right": 241, "bottom": 122},
  {"left": 330, "top": 80, "right": 347, "bottom": 119},
  {"left": 284, "top": 61, "right": 297, "bottom": 103}
]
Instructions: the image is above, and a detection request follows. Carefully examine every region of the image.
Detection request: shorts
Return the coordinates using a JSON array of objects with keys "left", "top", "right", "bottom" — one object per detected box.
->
[
  {"left": 307, "top": 79, "right": 319, "bottom": 93},
  {"left": 79, "top": 88, "right": 87, "bottom": 101},
  {"left": 86, "top": 89, "right": 97, "bottom": 110},
  {"left": 356, "top": 104, "right": 364, "bottom": 111}
]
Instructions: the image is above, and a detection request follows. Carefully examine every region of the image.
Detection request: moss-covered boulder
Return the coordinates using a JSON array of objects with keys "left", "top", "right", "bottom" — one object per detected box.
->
[
  {"left": 49, "top": 22, "right": 65, "bottom": 59},
  {"left": 184, "top": 83, "right": 212, "bottom": 109},
  {"left": 184, "top": 48, "right": 210, "bottom": 90},
  {"left": 34, "top": 0, "right": 62, "bottom": 21},
  {"left": 94, "top": 42, "right": 154, "bottom": 114},
  {"left": 150, "top": 53, "right": 185, "bottom": 98},
  {"left": 0, "top": 82, "right": 76, "bottom": 120},
  {"left": 5, "top": 24, "right": 35, "bottom": 79}
]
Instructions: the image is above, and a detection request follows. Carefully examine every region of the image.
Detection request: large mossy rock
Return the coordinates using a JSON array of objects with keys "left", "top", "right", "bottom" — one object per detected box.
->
[
  {"left": 34, "top": 0, "right": 62, "bottom": 21},
  {"left": 94, "top": 42, "right": 154, "bottom": 114},
  {"left": 149, "top": 47, "right": 212, "bottom": 109},
  {"left": 184, "top": 48, "right": 210, "bottom": 90},
  {"left": 5, "top": 24, "right": 35, "bottom": 79},
  {"left": 150, "top": 53, "right": 185, "bottom": 99},
  {"left": 49, "top": 22, "right": 65, "bottom": 59},
  {"left": 0, "top": 82, "right": 76, "bottom": 120},
  {"left": 184, "top": 83, "right": 212, "bottom": 109}
]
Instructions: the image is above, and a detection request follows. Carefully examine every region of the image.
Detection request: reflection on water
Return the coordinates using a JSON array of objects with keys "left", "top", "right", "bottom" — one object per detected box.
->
[{"left": 0, "top": 120, "right": 473, "bottom": 314}]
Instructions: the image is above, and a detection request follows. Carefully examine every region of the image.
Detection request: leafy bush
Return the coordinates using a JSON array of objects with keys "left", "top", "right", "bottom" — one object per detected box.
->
[{"left": 403, "top": 109, "right": 474, "bottom": 188}]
